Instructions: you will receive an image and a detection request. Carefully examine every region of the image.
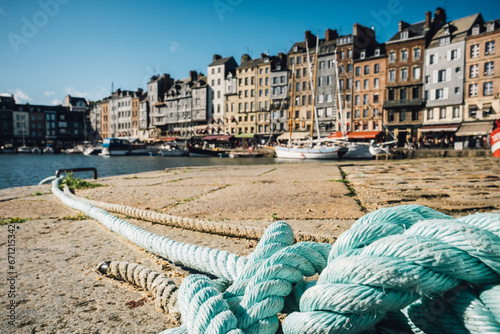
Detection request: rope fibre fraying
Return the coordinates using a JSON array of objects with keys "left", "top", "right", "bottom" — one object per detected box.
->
[{"left": 47, "top": 175, "right": 500, "bottom": 333}]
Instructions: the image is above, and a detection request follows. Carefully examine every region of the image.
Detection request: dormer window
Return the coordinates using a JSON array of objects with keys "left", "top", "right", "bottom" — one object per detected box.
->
[
  {"left": 439, "top": 36, "right": 450, "bottom": 46},
  {"left": 401, "top": 31, "right": 409, "bottom": 39},
  {"left": 487, "top": 22, "right": 494, "bottom": 33},
  {"left": 374, "top": 48, "right": 380, "bottom": 56},
  {"left": 360, "top": 50, "right": 366, "bottom": 59},
  {"left": 472, "top": 25, "right": 480, "bottom": 35},
  {"left": 293, "top": 46, "right": 298, "bottom": 52},
  {"left": 443, "top": 25, "right": 450, "bottom": 34}
]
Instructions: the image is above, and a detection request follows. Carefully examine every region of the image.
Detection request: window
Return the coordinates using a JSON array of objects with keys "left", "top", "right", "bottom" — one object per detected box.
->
[
  {"left": 401, "top": 31, "right": 409, "bottom": 39},
  {"left": 318, "top": 77, "right": 325, "bottom": 86},
  {"left": 400, "top": 88, "right": 407, "bottom": 100},
  {"left": 472, "top": 25, "right": 480, "bottom": 35},
  {"left": 355, "top": 67, "right": 361, "bottom": 76},
  {"left": 347, "top": 64, "right": 353, "bottom": 72},
  {"left": 401, "top": 68, "right": 408, "bottom": 81},
  {"left": 374, "top": 64, "right": 380, "bottom": 74},
  {"left": 413, "top": 67, "right": 421, "bottom": 80},
  {"left": 364, "top": 79, "right": 369, "bottom": 89},
  {"left": 319, "top": 61, "right": 325, "bottom": 69},
  {"left": 438, "top": 69, "right": 446, "bottom": 82},
  {"left": 327, "top": 75, "right": 333, "bottom": 85},
  {"left": 412, "top": 86, "right": 420, "bottom": 99},
  {"left": 413, "top": 48, "right": 421, "bottom": 60},
  {"left": 360, "top": 51, "right": 366, "bottom": 59},
  {"left": 374, "top": 78, "right": 379, "bottom": 88},
  {"left": 373, "top": 108, "right": 379, "bottom": 117},
  {"left": 486, "top": 41, "right": 495, "bottom": 55},
  {"left": 388, "top": 110, "right": 394, "bottom": 122},
  {"left": 401, "top": 50, "right": 408, "bottom": 62},
  {"left": 326, "top": 94, "right": 333, "bottom": 102},
  {"left": 375, "top": 48, "right": 380, "bottom": 56},
  {"left": 348, "top": 50, "right": 353, "bottom": 58},
  {"left": 389, "top": 51, "right": 396, "bottom": 63},
  {"left": 355, "top": 95, "right": 360, "bottom": 105},
  {"left": 485, "top": 62, "right": 494, "bottom": 75},
  {"left": 363, "top": 94, "right": 369, "bottom": 105},
  {"left": 470, "top": 64, "right": 479, "bottom": 78},
  {"left": 340, "top": 51, "right": 345, "bottom": 59},
  {"left": 439, "top": 108, "right": 446, "bottom": 119},
  {"left": 389, "top": 70, "right": 396, "bottom": 82},
  {"left": 363, "top": 109, "right": 368, "bottom": 117},
  {"left": 427, "top": 109, "right": 433, "bottom": 120},
  {"left": 296, "top": 82, "right": 301, "bottom": 92},
  {"left": 412, "top": 111, "right": 418, "bottom": 121},
  {"left": 355, "top": 109, "right": 360, "bottom": 118},
  {"left": 425, "top": 75, "right": 430, "bottom": 84},
  {"left": 469, "top": 106, "right": 478, "bottom": 118},
  {"left": 355, "top": 80, "right": 360, "bottom": 91},
  {"left": 388, "top": 89, "right": 395, "bottom": 101},
  {"left": 297, "top": 56, "right": 301, "bottom": 64},
  {"left": 400, "top": 111, "right": 406, "bottom": 121},
  {"left": 469, "top": 83, "right": 478, "bottom": 97},
  {"left": 455, "top": 87, "right": 460, "bottom": 94},
  {"left": 484, "top": 82, "right": 494, "bottom": 96},
  {"left": 455, "top": 67, "right": 461, "bottom": 73},
  {"left": 439, "top": 37, "right": 450, "bottom": 46},
  {"left": 471, "top": 44, "right": 480, "bottom": 58},
  {"left": 453, "top": 107, "right": 460, "bottom": 119},
  {"left": 373, "top": 94, "right": 379, "bottom": 103},
  {"left": 429, "top": 54, "right": 435, "bottom": 64},
  {"left": 450, "top": 50, "right": 458, "bottom": 60},
  {"left": 436, "top": 88, "right": 444, "bottom": 99},
  {"left": 318, "top": 94, "right": 324, "bottom": 103},
  {"left": 339, "top": 79, "right": 344, "bottom": 90},
  {"left": 364, "top": 65, "right": 369, "bottom": 75}
]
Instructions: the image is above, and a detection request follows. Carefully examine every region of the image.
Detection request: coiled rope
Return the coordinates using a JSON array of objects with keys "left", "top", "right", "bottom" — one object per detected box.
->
[{"left": 46, "top": 174, "right": 500, "bottom": 333}]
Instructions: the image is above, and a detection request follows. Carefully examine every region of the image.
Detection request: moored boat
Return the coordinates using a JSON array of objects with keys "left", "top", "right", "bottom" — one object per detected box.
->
[
  {"left": 100, "top": 138, "right": 150, "bottom": 156},
  {"left": 188, "top": 145, "right": 229, "bottom": 157}
]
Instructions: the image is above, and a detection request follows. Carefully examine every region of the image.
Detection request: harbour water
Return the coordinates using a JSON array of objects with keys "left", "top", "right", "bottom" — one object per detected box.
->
[{"left": 0, "top": 154, "right": 280, "bottom": 190}]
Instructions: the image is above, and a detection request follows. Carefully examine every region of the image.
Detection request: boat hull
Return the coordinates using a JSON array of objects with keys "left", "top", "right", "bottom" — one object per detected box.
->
[
  {"left": 342, "top": 144, "right": 373, "bottom": 159},
  {"left": 274, "top": 146, "right": 346, "bottom": 160},
  {"left": 188, "top": 147, "right": 229, "bottom": 157},
  {"left": 160, "top": 149, "right": 188, "bottom": 157}
]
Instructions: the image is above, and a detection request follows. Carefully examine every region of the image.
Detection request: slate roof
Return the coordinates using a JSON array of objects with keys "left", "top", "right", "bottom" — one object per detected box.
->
[
  {"left": 387, "top": 21, "right": 428, "bottom": 43},
  {"left": 208, "top": 56, "right": 235, "bottom": 67}
]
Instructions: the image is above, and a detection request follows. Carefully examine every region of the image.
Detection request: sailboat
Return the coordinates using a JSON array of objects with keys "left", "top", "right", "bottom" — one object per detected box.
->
[
  {"left": 274, "top": 38, "right": 347, "bottom": 160},
  {"left": 17, "top": 119, "right": 31, "bottom": 153}
]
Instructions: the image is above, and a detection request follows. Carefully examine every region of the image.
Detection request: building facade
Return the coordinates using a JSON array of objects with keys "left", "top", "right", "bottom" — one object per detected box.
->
[
  {"left": 383, "top": 8, "right": 447, "bottom": 146},
  {"left": 422, "top": 14, "right": 483, "bottom": 140}
]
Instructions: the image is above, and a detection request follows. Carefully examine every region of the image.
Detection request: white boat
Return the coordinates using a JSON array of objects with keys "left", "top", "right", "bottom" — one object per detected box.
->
[
  {"left": 43, "top": 146, "right": 54, "bottom": 154},
  {"left": 275, "top": 144, "right": 347, "bottom": 159},
  {"left": 160, "top": 145, "right": 188, "bottom": 157},
  {"left": 83, "top": 144, "right": 102, "bottom": 155},
  {"left": 31, "top": 147, "right": 42, "bottom": 154},
  {"left": 17, "top": 146, "right": 32, "bottom": 153},
  {"left": 100, "top": 138, "right": 151, "bottom": 156}
]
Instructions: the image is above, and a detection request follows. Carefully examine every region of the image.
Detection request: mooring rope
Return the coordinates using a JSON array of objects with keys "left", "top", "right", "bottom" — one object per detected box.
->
[
  {"left": 98, "top": 261, "right": 181, "bottom": 323},
  {"left": 46, "top": 175, "right": 500, "bottom": 333}
]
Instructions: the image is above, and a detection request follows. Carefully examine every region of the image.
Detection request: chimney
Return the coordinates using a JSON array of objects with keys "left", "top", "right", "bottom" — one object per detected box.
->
[
  {"left": 261, "top": 53, "right": 266, "bottom": 60},
  {"left": 325, "top": 28, "right": 338, "bottom": 41},
  {"left": 305, "top": 30, "right": 317, "bottom": 48},
  {"left": 398, "top": 20, "right": 410, "bottom": 32},
  {"left": 189, "top": 70, "right": 198, "bottom": 82},
  {"left": 434, "top": 7, "right": 446, "bottom": 26},
  {"left": 241, "top": 54, "right": 251, "bottom": 63},
  {"left": 213, "top": 54, "right": 222, "bottom": 62},
  {"left": 425, "top": 11, "right": 431, "bottom": 29},
  {"left": 353, "top": 23, "right": 360, "bottom": 36}
]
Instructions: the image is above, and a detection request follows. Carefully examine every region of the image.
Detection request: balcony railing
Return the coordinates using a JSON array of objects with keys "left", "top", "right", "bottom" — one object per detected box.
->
[{"left": 383, "top": 98, "right": 424, "bottom": 108}]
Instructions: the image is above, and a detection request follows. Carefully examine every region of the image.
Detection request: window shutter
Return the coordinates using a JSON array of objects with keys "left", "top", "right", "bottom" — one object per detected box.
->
[
  {"left": 426, "top": 54, "right": 430, "bottom": 65},
  {"left": 435, "top": 53, "right": 439, "bottom": 64},
  {"left": 444, "top": 87, "right": 449, "bottom": 99},
  {"left": 446, "top": 68, "right": 452, "bottom": 81},
  {"left": 447, "top": 50, "right": 451, "bottom": 61},
  {"left": 457, "top": 48, "right": 462, "bottom": 59},
  {"left": 431, "top": 89, "right": 436, "bottom": 100},
  {"left": 433, "top": 70, "right": 438, "bottom": 83}
]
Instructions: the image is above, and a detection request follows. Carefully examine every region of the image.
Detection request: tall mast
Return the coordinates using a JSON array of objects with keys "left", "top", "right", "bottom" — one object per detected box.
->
[
  {"left": 334, "top": 49, "right": 346, "bottom": 137},
  {"left": 313, "top": 35, "right": 321, "bottom": 140},
  {"left": 288, "top": 64, "right": 295, "bottom": 145}
]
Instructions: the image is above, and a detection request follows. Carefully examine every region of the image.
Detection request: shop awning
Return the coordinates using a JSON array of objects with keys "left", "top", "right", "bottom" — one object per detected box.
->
[
  {"left": 201, "top": 135, "right": 234, "bottom": 141},
  {"left": 277, "top": 132, "right": 310, "bottom": 141},
  {"left": 328, "top": 131, "right": 347, "bottom": 139},
  {"left": 455, "top": 121, "right": 493, "bottom": 137},
  {"left": 418, "top": 124, "right": 460, "bottom": 133},
  {"left": 234, "top": 133, "right": 255, "bottom": 138},
  {"left": 347, "top": 131, "right": 382, "bottom": 139}
]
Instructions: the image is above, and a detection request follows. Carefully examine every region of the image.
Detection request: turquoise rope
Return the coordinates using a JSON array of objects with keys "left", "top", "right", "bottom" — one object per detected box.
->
[{"left": 46, "top": 174, "right": 500, "bottom": 333}]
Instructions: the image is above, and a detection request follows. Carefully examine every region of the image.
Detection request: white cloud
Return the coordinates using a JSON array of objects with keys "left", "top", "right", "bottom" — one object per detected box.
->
[
  {"left": 8, "top": 89, "right": 33, "bottom": 103},
  {"left": 52, "top": 98, "right": 62, "bottom": 105},
  {"left": 65, "top": 87, "right": 91, "bottom": 99},
  {"left": 44, "top": 91, "right": 56, "bottom": 97},
  {"left": 170, "top": 41, "right": 179, "bottom": 52}
]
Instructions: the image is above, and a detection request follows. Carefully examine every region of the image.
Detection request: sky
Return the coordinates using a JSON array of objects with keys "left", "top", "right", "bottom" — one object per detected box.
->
[{"left": 1, "top": 0, "right": 499, "bottom": 105}]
